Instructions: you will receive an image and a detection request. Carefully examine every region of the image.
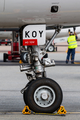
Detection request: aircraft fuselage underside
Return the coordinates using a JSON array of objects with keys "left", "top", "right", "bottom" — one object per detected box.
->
[{"left": 0, "top": 0, "right": 80, "bottom": 28}]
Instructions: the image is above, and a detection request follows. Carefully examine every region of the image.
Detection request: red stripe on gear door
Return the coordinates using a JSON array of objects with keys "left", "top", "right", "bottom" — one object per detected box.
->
[{"left": 23, "top": 39, "right": 38, "bottom": 46}]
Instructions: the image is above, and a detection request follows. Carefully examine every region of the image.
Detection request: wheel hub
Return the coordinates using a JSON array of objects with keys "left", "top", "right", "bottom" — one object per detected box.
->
[
  {"left": 48, "top": 46, "right": 54, "bottom": 52},
  {"left": 41, "top": 91, "right": 48, "bottom": 100},
  {"left": 34, "top": 86, "right": 56, "bottom": 107}
]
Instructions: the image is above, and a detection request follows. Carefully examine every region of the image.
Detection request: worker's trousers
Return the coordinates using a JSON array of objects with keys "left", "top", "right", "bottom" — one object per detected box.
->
[{"left": 66, "top": 48, "right": 75, "bottom": 63}]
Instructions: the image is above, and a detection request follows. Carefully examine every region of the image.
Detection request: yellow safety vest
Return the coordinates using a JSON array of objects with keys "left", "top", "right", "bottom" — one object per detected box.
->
[{"left": 67, "top": 35, "right": 77, "bottom": 49}]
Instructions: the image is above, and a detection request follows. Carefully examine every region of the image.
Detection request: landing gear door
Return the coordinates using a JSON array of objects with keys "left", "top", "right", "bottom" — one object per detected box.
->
[{"left": 23, "top": 25, "right": 46, "bottom": 46}]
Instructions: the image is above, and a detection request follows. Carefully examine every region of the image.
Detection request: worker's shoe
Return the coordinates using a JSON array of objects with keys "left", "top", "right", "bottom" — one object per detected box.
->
[
  {"left": 71, "top": 61, "right": 74, "bottom": 64},
  {"left": 71, "top": 60, "right": 74, "bottom": 64},
  {"left": 66, "top": 60, "right": 69, "bottom": 64}
]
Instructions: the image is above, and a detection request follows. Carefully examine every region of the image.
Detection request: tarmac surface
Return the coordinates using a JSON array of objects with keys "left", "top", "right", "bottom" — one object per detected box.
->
[{"left": 0, "top": 44, "right": 80, "bottom": 120}]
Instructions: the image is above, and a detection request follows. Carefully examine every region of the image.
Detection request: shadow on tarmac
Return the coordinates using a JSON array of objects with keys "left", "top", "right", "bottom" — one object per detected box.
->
[
  {"left": 0, "top": 60, "right": 80, "bottom": 66},
  {"left": 55, "top": 60, "right": 80, "bottom": 66}
]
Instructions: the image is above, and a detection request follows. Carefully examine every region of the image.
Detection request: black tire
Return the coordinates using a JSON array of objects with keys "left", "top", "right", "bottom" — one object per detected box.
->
[
  {"left": 23, "top": 78, "right": 63, "bottom": 113},
  {"left": 47, "top": 45, "right": 54, "bottom": 52},
  {"left": 23, "top": 80, "right": 35, "bottom": 104},
  {"left": 20, "top": 52, "right": 28, "bottom": 63},
  {"left": 3, "top": 53, "right": 8, "bottom": 62}
]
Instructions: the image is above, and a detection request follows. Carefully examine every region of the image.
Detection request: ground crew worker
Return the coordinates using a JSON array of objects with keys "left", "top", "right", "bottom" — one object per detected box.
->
[{"left": 66, "top": 31, "right": 78, "bottom": 64}]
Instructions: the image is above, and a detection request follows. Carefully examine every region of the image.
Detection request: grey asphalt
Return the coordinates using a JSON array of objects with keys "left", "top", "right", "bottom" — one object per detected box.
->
[{"left": 0, "top": 51, "right": 80, "bottom": 120}]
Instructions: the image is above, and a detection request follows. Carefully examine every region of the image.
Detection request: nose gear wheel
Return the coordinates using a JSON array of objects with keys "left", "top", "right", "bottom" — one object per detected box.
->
[{"left": 23, "top": 78, "right": 63, "bottom": 113}]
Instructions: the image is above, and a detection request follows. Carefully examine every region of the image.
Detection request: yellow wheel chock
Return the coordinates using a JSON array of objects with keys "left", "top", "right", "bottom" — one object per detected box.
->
[
  {"left": 19, "top": 60, "right": 23, "bottom": 64},
  {"left": 57, "top": 106, "right": 67, "bottom": 115},
  {"left": 22, "top": 106, "right": 31, "bottom": 115},
  {"left": 22, "top": 105, "right": 67, "bottom": 115}
]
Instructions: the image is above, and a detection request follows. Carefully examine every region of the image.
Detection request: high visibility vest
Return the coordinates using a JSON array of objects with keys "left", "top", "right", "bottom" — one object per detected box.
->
[{"left": 67, "top": 35, "right": 77, "bottom": 49}]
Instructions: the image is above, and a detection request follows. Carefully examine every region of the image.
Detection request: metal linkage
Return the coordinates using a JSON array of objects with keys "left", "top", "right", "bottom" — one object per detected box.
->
[
  {"left": 20, "top": 26, "right": 62, "bottom": 81},
  {"left": 45, "top": 25, "right": 62, "bottom": 51}
]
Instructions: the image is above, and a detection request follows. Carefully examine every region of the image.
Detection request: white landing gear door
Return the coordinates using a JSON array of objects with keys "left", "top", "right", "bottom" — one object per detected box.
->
[{"left": 23, "top": 25, "right": 46, "bottom": 46}]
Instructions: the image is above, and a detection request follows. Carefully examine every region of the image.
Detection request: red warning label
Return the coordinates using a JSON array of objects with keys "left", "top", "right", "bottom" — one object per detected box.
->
[{"left": 23, "top": 39, "right": 38, "bottom": 46}]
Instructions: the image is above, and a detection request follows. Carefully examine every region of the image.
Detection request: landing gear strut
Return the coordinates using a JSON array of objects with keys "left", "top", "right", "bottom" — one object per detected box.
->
[{"left": 20, "top": 25, "right": 63, "bottom": 113}]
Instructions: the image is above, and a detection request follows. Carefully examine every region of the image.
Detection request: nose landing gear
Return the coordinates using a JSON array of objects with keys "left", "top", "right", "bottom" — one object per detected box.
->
[{"left": 20, "top": 25, "right": 63, "bottom": 113}]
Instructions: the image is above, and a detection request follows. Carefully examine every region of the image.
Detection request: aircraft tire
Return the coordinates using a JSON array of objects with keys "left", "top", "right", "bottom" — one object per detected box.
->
[
  {"left": 56, "top": 47, "right": 57, "bottom": 51},
  {"left": 21, "top": 52, "right": 28, "bottom": 63},
  {"left": 23, "top": 78, "right": 63, "bottom": 113},
  {"left": 3, "top": 53, "right": 8, "bottom": 62},
  {"left": 23, "top": 80, "right": 34, "bottom": 105}
]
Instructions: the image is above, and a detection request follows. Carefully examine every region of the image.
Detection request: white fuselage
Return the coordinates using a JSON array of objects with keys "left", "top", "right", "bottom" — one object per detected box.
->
[
  {"left": 46, "top": 27, "right": 80, "bottom": 39},
  {"left": 0, "top": 0, "right": 80, "bottom": 28},
  {"left": 0, "top": 31, "right": 12, "bottom": 39}
]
